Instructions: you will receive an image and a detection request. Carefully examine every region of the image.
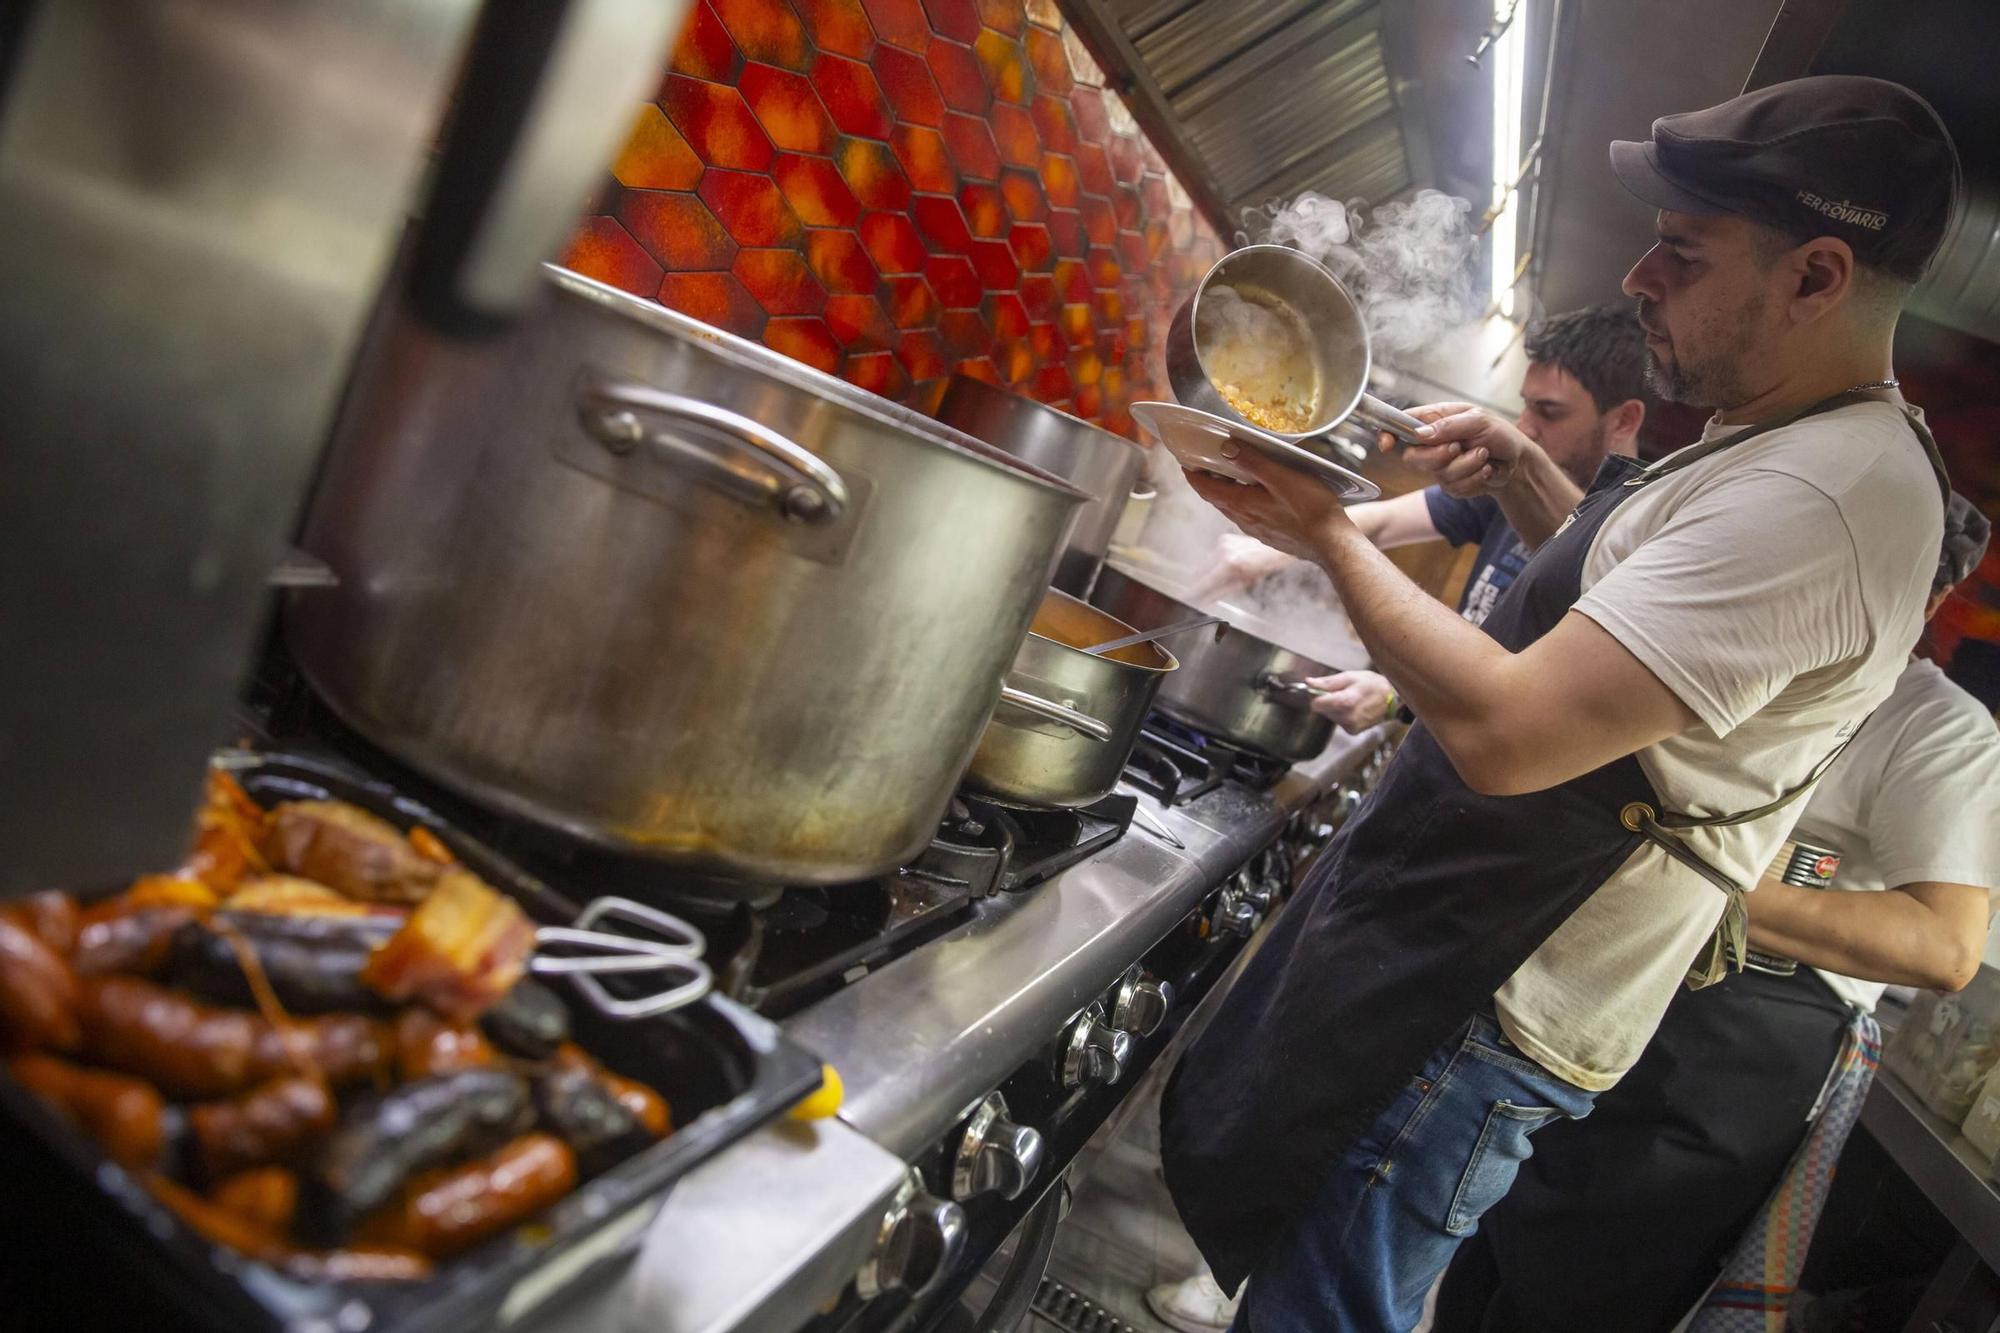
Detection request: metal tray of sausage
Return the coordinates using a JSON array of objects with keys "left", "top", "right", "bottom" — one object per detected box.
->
[{"left": 0, "top": 747, "right": 823, "bottom": 1333}]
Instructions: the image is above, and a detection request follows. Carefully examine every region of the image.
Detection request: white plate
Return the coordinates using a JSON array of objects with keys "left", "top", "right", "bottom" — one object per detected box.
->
[{"left": 1130, "top": 402, "right": 1381, "bottom": 502}]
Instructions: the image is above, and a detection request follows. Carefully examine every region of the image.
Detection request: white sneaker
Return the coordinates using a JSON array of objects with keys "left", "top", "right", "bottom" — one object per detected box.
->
[{"left": 1145, "top": 1271, "right": 1240, "bottom": 1333}]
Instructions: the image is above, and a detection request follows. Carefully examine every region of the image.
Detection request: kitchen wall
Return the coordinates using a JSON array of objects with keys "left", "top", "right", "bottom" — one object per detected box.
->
[{"left": 561, "top": 0, "right": 1228, "bottom": 441}]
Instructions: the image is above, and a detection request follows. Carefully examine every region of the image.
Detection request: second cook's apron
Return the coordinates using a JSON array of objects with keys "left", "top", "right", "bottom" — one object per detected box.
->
[{"left": 1160, "top": 392, "right": 1946, "bottom": 1290}]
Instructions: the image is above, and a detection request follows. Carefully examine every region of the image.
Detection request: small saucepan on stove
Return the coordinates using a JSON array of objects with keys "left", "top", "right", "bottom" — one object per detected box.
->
[
  {"left": 1166, "top": 244, "right": 1429, "bottom": 445},
  {"left": 964, "top": 591, "right": 1177, "bottom": 809},
  {"left": 1089, "top": 565, "right": 1337, "bottom": 762}
]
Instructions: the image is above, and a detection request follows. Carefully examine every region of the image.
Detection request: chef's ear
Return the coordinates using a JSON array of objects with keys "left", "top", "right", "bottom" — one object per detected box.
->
[
  {"left": 1790, "top": 236, "right": 1856, "bottom": 326},
  {"left": 1606, "top": 397, "right": 1646, "bottom": 449}
]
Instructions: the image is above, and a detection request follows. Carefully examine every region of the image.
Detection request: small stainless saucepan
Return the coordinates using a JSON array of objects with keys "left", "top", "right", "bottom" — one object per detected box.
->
[
  {"left": 964, "top": 590, "right": 1177, "bottom": 808},
  {"left": 1090, "top": 565, "right": 1336, "bottom": 762},
  {"left": 1166, "top": 244, "right": 1429, "bottom": 446}
]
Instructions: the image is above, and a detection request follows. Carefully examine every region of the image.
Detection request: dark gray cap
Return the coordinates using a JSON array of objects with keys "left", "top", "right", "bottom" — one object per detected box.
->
[
  {"left": 1938, "top": 492, "right": 1991, "bottom": 594},
  {"left": 1610, "top": 75, "right": 1961, "bottom": 282}
]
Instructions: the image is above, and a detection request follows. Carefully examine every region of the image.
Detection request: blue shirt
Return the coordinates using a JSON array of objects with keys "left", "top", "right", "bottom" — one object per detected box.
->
[{"left": 1423, "top": 487, "right": 1531, "bottom": 628}]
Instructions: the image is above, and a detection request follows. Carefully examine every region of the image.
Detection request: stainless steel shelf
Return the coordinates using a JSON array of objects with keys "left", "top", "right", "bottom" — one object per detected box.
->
[{"left": 1860, "top": 1068, "right": 2000, "bottom": 1275}]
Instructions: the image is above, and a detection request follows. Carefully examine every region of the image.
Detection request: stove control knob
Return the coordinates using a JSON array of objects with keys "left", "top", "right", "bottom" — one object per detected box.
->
[
  {"left": 952, "top": 1093, "right": 1043, "bottom": 1201},
  {"left": 857, "top": 1170, "right": 968, "bottom": 1300},
  {"left": 1111, "top": 968, "right": 1174, "bottom": 1038},
  {"left": 1212, "top": 890, "right": 1259, "bottom": 939},
  {"left": 1063, "top": 1006, "right": 1132, "bottom": 1088}
]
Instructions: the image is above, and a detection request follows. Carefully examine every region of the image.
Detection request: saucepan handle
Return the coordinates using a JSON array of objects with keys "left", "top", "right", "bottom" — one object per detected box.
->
[
  {"left": 577, "top": 379, "right": 850, "bottom": 524},
  {"left": 997, "top": 686, "right": 1115, "bottom": 743},
  {"left": 1352, "top": 394, "right": 1430, "bottom": 446},
  {"left": 1259, "top": 672, "right": 1329, "bottom": 713}
]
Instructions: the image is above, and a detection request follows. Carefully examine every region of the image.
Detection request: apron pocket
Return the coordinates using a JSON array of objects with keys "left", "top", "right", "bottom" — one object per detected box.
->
[{"left": 1444, "top": 1100, "right": 1558, "bottom": 1236}]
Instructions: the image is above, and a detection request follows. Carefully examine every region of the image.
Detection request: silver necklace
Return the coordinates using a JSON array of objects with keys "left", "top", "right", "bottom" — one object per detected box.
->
[{"left": 1844, "top": 377, "right": 1900, "bottom": 393}]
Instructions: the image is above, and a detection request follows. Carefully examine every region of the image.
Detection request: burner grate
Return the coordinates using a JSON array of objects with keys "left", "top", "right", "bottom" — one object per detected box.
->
[
  {"left": 961, "top": 792, "right": 1135, "bottom": 893},
  {"left": 1123, "top": 712, "right": 1295, "bottom": 805}
]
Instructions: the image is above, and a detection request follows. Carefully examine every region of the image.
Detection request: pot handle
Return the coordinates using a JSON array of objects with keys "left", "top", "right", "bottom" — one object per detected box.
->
[
  {"left": 1259, "top": 672, "right": 1328, "bottom": 713},
  {"left": 996, "top": 686, "right": 1115, "bottom": 743},
  {"left": 577, "top": 380, "right": 850, "bottom": 524},
  {"left": 1352, "top": 394, "right": 1430, "bottom": 446}
]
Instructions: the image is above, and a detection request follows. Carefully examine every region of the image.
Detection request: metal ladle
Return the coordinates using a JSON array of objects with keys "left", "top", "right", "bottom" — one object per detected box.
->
[{"left": 1080, "top": 614, "right": 1227, "bottom": 657}]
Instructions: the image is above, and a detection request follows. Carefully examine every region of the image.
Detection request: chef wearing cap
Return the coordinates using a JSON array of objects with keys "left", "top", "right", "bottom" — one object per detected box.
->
[
  {"left": 1157, "top": 76, "right": 1960, "bottom": 1332},
  {"left": 1434, "top": 497, "right": 2000, "bottom": 1333}
]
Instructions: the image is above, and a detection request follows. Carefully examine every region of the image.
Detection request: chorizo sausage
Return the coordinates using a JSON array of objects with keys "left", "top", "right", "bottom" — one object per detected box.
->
[
  {"left": 73, "top": 907, "right": 197, "bottom": 977},
  {"left": 0, "top": 914, "right": 80, "bottom": 1051},
  {"left": 209, "top": 1166, "right": 299, "bottom": 1233},
  {"left": 76, "top": 975, "right": 388, "bottom": 1098},
  {"left": 8, "top": 1052, "right": 165, "bottom": 1168},
  {"left": 393, "top": 1009, "right": 498, "bottom": 1081},
  {"left": 6, "top": 891, "right": 80, "bottom": 954},
  {"left": 190, "top": 1076, "right": 336, "bottom": 1179},
  {"left": 355, "top": 1134, "right": 576, "bottom": 1259}
]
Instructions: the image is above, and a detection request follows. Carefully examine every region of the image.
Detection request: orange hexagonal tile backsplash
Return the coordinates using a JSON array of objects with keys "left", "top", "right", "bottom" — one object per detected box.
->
[{"left": 563, "top": 0, "right": 1224, "bottom": 439}]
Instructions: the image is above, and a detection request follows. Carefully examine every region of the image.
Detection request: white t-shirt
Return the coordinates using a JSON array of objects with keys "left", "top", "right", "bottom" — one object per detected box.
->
[
  {"left": 1495, "top": 399, "right": 1943, "bottom": 1091},
  {"left": 1787, "top": 657, "right": 2000, "bottom": 1010}
]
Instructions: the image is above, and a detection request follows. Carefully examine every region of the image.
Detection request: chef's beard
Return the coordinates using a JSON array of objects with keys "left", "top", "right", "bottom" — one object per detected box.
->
[{"left": 1638, "top": 295, "right": 1764, "bottom": 410}]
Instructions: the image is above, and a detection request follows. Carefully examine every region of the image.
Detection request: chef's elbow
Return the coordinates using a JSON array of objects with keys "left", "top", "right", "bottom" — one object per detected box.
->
[
  {"left": 1925, "top": 939, "right": 1983, "bottom": 993},
  {"left": 1440, "top": 730, "right": 1543, "bottom": 798}
]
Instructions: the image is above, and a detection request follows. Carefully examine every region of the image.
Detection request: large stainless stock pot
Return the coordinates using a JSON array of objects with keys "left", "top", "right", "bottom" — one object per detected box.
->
[
  {"left": 934, "top": 375, "right": 1146, "bottom": 596},
  {"left": 289, "top": 266, "right": 1088, "bottom": 886}
]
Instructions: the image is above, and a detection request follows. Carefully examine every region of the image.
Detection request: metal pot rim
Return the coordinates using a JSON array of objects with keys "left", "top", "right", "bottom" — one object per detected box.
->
[
  {"left": 940, "top": 372, "right": 1149, "bottom": 465},
  {"left": 1096, "top": 562, "right": 1335, "bottom": 674},
  {"left": 547, "top": 265, "right": 1091, "bottom": 504},
  {"left": 1021, "top": 628, "right": 1178, "bottom": 675},
  {"left": 1186, "top": 243, "right": 1373, "bottom": 441}
]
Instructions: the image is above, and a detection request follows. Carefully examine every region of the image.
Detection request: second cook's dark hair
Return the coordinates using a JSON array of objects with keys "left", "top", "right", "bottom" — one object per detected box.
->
[{"left": 1524, "top": 305, "right": 1651, "bottom": 414}]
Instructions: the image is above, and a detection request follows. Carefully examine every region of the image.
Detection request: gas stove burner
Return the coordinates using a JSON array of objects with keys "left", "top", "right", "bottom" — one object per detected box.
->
[
  {"left": 1124, "top": 713, "right": 1293, "bottom": 805},
  {"left": 958, "top": 792, "right": 1135, "bottom": 893}
]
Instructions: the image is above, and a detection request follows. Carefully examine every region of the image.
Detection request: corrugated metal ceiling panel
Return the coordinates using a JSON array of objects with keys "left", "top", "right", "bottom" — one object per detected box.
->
[
  {"left": 1171, "top": 18, "right": 1402, "bottom": 204},
  {"left": 1136, "top": 0, "right": 1374, "bottom": 98},
  {"left": 1099, "top": 0, "right": 1412, "bottom": 216}
]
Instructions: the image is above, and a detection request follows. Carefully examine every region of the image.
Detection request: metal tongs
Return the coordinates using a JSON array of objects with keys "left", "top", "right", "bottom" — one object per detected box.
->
[{"left": 530, "top": 897, "right": 713, "bottom": 1020}]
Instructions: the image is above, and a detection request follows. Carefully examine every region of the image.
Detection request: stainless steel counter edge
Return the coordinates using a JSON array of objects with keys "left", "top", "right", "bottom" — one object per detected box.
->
[
  {"left": 597, "top": 1118, "right": 909, "bottom": 1333},
  {"left": 786, "top": 727, "right": 1385, "bottom": 1159}
]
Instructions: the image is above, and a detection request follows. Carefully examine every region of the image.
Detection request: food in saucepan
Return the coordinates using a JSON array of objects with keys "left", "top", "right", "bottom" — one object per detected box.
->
[
  {"left": 0, "top": 768, "right": 674, "bottom": 1281},
  {"left": 1195, "top": 284, "right": 1322, "bottom": 434}
]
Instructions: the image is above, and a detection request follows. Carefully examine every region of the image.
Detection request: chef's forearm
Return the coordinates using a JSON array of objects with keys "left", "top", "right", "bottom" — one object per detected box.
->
[
  {"left": 1306, "top": 517, "right": 1516, "bottom": 777},
  {"left": 1494, "top": 443, "right": 1586, "bottom": 550},
  {"left": 1746, "top": 880, "right": 1987, "bottom": 991}
]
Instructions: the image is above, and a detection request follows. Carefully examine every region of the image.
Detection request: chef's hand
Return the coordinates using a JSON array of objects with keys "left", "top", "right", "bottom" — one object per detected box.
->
[
  {"left": 1181, "top": 447, "right": 1349, "bottom": 564},
  {"left": 1186, "top": 534, "right": 1297, "bottom": 602},
  {"left": 1304, "top": 670, "right": 1397, "bottom": 733},
  {"left": 1380, "top": 403, "right": 1536, "bottom": 499}
]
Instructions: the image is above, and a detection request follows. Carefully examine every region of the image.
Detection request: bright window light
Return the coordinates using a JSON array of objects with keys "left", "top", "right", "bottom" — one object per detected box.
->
[{"left": 1490, "top": 0, "right": 1527, "bottom": 319}]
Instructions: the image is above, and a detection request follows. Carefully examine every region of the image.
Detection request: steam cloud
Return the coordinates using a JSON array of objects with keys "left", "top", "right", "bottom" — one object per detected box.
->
[{"left": 1241, "top": 189, "right": 1478, "bottom": 358}]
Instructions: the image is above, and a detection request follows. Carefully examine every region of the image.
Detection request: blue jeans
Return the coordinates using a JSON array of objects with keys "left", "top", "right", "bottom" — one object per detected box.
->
[{"left": 1231, "top": 1014, "right": 1597, "bottom": 1332}]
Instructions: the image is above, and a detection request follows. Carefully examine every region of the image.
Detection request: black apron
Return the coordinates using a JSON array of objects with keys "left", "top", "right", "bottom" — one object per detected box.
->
[
  {"left": 1430, "top": 968, "right": 1853, "bottom": 1333},
  {"left": 1160, "top": 393, "right": 1947, "bottom": 1292}
]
